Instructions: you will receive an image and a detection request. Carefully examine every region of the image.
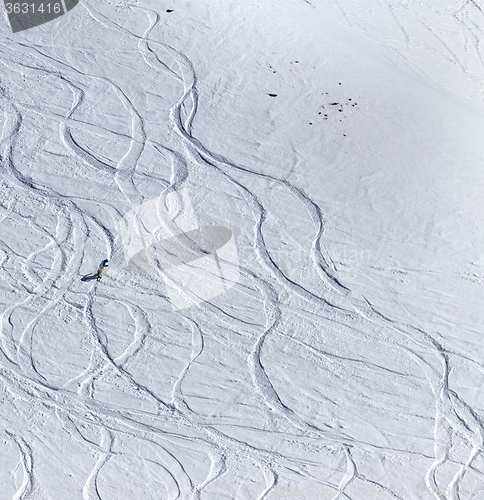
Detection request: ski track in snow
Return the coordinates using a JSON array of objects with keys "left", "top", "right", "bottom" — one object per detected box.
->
[
  {"left": 0, "top": 0, "right": 482, "bottom": 498},
  {"left": 6, "top": 432, "right": 35, "bottom": 500}
]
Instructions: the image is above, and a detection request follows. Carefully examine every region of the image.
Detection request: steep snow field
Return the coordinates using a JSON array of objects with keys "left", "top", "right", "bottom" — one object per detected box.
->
[{"left": 0, "top": 0, "right": 484, "bottom": 498}]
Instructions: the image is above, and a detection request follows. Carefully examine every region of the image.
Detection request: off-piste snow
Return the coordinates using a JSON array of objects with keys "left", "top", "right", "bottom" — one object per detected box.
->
[{"left": 0, "top": 0, "right": 483, "bottom": 499}]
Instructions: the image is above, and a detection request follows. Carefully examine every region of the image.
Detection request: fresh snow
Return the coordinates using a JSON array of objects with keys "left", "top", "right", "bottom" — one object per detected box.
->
[{"left": 0, "top": 0, "right": 484, "bottom": 499}]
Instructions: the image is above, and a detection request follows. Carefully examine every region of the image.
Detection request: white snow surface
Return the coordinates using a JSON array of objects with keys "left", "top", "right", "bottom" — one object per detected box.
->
[{"left": 0, "top": 0, "right": 484, "bottom": 498}]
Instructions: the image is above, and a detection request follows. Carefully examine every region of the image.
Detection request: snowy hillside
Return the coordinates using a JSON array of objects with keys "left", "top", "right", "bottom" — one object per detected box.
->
[{"left": 1, "top": 0, "right": 484, "bottom": 498}]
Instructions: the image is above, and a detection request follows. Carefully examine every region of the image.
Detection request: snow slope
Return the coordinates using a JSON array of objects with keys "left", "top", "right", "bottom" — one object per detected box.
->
[{"left": 0, "top": 0, "right": 483, "bottom": 498}]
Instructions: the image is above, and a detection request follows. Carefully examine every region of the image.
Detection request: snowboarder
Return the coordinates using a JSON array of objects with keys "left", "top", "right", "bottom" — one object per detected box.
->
[{"left": 97, "top": 259, "right": 109, "bottom": 281}]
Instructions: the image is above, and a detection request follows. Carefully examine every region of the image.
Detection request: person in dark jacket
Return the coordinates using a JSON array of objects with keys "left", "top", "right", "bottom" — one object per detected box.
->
[{"left": 97, "top": 259, "right": 109, "bottom": 281}]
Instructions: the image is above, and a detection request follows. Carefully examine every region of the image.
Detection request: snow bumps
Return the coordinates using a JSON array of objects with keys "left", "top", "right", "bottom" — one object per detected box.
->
[
  {"left": 120, "top": 189, "right": 239, "bottom": 310},
  {"left": 4, "top": 0, "right": 79, "bottom": 33}
]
